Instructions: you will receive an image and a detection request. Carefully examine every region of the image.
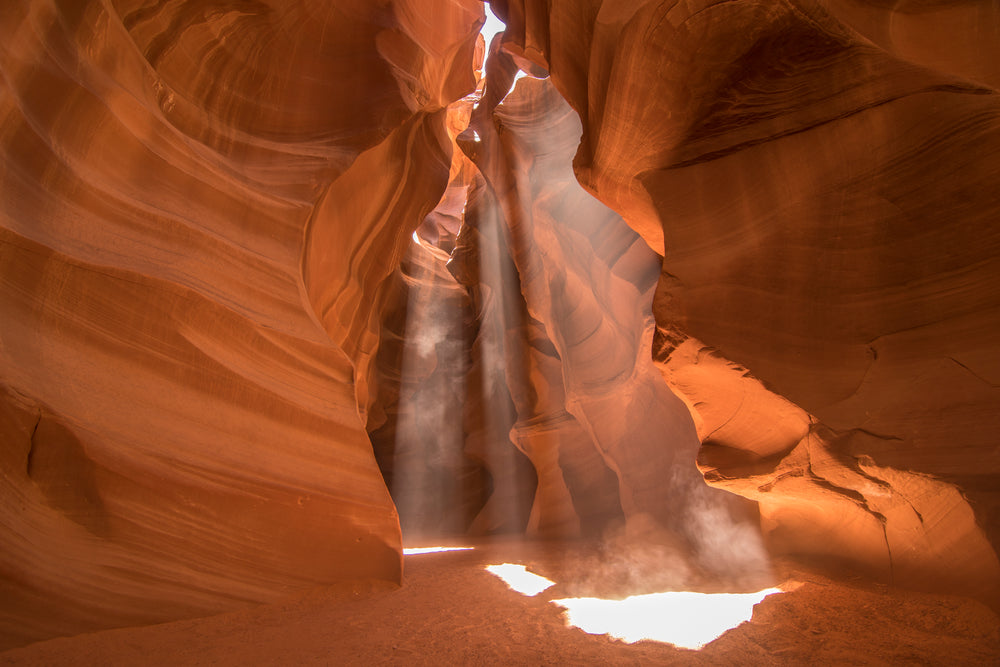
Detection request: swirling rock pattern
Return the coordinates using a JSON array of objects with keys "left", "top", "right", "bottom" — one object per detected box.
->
[
  {"left": 461, "top": 66, "right": 734, "bottom": 546},
  {"left": 496, "top": 0, "right": 1000, "bottom": 601},
  {"left": 372, "top": 35, "right": 772, "bottom": 587},
  {"left": 3, "top": 0, "right": 1000, "bottom": 650},
  {"left": 0, "top": 0, "right": 481, "bottom": 649}
]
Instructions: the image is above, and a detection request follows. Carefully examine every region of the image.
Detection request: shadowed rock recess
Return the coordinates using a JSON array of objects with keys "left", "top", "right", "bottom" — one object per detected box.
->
[{"left": 1, "top": 0, "right": 998, "bottom": 650}]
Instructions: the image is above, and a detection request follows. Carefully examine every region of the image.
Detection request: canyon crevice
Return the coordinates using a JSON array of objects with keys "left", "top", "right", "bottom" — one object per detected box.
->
[{"left": 1, "top": 0, "right": 998, "bottom": 651}]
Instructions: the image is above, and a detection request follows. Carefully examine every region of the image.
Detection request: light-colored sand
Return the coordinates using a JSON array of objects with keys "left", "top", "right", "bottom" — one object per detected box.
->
[{"left": 2, "top": 539, "right": 997, "bottom": 666}]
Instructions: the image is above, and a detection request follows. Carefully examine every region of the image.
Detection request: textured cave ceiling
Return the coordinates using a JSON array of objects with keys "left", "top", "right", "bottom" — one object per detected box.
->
[{"left": 0, "top": 0, "right": 998, "bottom": 651}]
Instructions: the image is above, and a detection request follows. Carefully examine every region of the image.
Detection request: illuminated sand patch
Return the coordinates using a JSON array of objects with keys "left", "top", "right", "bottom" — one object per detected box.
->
[
  {"left": 403, "top": 547, "right": 475, "bottom": 555},
  {"left": 485, "top": 563, "right": 556, "bottom": 596},
  {"left": 484, "top": 562, "right": 783, "bottom": 649},
  {"left": 551, "top": 588, "right": 783, "bottom": 649}
]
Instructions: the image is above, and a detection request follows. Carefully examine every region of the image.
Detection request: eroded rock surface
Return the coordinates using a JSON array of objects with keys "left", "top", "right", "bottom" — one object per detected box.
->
[
  {"left": 370, "top": 33, "right": 770, "bottom": 588},
  {"left": 2, "top": 0, "right": 999, "bottom": 652},
  {"left": 0, "top": 0, "right": 482, "bottom": 649},
  {"left": 496, "top": 0, "right": 1000, "bottom": 601}
]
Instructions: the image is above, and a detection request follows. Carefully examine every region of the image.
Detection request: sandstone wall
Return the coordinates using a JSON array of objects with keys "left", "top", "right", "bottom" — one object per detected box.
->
[
  {"left": 495, "top": 0, "right": 1000, "bottom": 601},
  {"left": 0, "top": 0, "right": 481, "bottom": 648},
  {"left": 3, "top": 0, "right": 999, "bottom": 649}
]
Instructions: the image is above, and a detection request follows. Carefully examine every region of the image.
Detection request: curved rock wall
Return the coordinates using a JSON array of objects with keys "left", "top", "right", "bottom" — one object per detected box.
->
[
  {"left": 3, "top": 0, "right": 999, "bottom": 649},
  {"left": 819, "top": 0, "right": 1000, "bottom": 90},
  {"left": 496, "top": 0, "right": 1000, "bottom": 601},
  {"left": 0, "top": 0, "right": 481, "bottom": 649},
  {"left": 368, "top": 35, "right": 771, "bottom": 587}
]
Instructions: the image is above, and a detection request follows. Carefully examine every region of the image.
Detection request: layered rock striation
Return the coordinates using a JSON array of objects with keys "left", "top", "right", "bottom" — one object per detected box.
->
[
  {"left": 0, "top": 0, "right": 482, "bottom": 649},
  {"left": 495, "top": 0, "right": 1000, "bottom": 600},
  {"left": 2, "top": 0, "right": 999, "bottom": 651},
  {"left": 371, "top": 33, "right": 771, "bottom": 589}
]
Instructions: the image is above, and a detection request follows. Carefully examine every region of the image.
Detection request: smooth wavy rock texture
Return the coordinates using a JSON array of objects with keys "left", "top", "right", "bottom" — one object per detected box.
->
[
  {"left": 495, "top": 0, "right": 1000, "bottom": 601},
  {"left": 2, "top": 0, "right": 999, "bottom": 654},
  {"left": 368, "top": 33, "right": 771, "bottom": 590},
  {"left": 462, "top": 63, "right": 769, "bottom": 573},
  {"left": 0, "top": 0, "right": 482, "bottom": 649}
]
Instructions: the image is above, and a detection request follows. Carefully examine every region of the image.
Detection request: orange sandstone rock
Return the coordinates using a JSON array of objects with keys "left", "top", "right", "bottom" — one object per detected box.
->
[
  {"left": 0, "top": 0, "right": 481, "bottom": 649},
  {"left": 500, "top": 0, "right": 1000, "bottom": 602}
]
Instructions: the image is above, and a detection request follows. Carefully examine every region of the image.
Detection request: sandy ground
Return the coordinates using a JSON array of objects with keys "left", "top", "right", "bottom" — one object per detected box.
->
[{"left": 1, "top": 539, "right": 998, "bottom": 666}]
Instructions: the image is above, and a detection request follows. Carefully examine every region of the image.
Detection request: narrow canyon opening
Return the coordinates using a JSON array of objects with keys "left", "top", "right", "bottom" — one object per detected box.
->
[
  {"left": 1, "top": 0, "right": 998, "bottom": 662},
  {"left": 360, "top": 1, "right": 1000, "bottom": 653},
  {"left": 366, "top": 3, "right": 786, "bottom": 648}
]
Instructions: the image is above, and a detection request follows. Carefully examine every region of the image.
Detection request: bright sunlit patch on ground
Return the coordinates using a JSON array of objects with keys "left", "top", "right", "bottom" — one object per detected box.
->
[
  {"left": 403, "top": 546, "right": 475, "bottom": 555},
  {"left": 551, "top": 588, "right": 783, "bottom": 649},
  {"left": 485, "top": 563, "right": 556, "bottom": 596}
]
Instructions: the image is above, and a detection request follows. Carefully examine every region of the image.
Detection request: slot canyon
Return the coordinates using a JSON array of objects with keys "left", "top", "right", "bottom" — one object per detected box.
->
[{"left": 1, "top": 0, "right": 999, "bottom": 663}]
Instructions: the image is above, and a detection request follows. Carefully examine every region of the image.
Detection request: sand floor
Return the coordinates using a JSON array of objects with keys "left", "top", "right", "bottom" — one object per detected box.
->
[{"left": 2, "top": 539, "right": 998, "bottom": 665}]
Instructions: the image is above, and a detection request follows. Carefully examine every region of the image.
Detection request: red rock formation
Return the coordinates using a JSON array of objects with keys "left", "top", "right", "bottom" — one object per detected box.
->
[
  {"left": 820, "top": 0, "right": 1000, "bottom": 89},
  {"left": 496, "top": 0, "right": 1000, "bottom": 601},
  {"left": 2, "top": 0, "right": 999, "bottom": 652},
  {"left": 369, "top": 33, "right": 770, "bottom": 588},
  {"left": 0, "top": 0, "right": 482, "bottom": 649}
]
